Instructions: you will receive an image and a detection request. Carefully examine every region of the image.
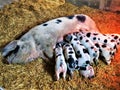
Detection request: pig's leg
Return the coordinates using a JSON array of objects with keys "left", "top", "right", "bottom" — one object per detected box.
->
[
  {"left": 55, "top": 71, "right": 60, "bottom": 81},
  {"left": 63, "top": 71, "right": 67, "bottom": 80}
]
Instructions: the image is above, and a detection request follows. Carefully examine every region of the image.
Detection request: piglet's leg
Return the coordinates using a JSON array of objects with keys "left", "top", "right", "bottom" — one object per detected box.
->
[
  {"left": 63, "top": 71, "right": 67, "bottom": 80},
  {"left": 55, "top": 72, "right": 60, "bottom": 81}
]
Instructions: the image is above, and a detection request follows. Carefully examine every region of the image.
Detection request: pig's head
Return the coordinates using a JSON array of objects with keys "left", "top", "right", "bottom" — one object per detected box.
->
[
  {"left": 1, "top": 40, "right": 39, "bottom": 64},
  {"left": 79, "top": 64, "right": 95, "bottom": 79}
]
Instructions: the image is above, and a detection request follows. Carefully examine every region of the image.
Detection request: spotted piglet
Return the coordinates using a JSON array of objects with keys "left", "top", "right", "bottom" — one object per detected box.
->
[
  {"left": 64, "top": 34, "right": 95, "bottom": 79},
  {"left": 63, "top": 43, "right": 77, "bottom": 78},
  {"left": 94, "top": 42, "right": 113, "bottom": 65},
  {"left": 105, "top": 33, "right": 120, "bottom": 49},
  {"left": 83, "top": 31, "right": 117, "bottom": 61},
  {"left": 74, "top": 32, "right": 99, "bottom": 65},
  {"left": 54, "top": 42, "right": 67, "bottom": 80},
  {"left": 80, "top": 29, "right": 117, "bottom": 55}
]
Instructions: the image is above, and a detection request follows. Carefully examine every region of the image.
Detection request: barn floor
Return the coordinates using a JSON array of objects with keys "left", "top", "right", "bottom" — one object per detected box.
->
[{"left": 0, "top": 0, "right": 120, "bottom": 90}]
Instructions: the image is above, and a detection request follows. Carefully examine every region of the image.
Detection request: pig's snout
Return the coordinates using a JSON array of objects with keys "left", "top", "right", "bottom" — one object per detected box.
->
[{"left": 88, "top": 75, "right": 95, "bottom": 79}]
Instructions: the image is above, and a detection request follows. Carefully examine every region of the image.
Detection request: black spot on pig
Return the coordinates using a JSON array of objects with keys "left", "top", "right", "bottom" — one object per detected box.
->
[
  {"left": 43, "top": 23, "right": 48, "bottom": 26},
  {"left": 60, "top": 61, "right": 63, "bottom": 67},
  {"left": 77, "top": 51, "right": 80, "bottom": 55},
  {"left": 74, "top": 38, "right": 78, "bottom": 41},
  {"left": 91, "top": 46, "right": 94, "bottom": 49},
  {"left": 102, "top": 44, "right": 107, "bottom": 48},
  {"left": 111, "top": 39, "right": 115, "bottom": 42},
  {"left": 86, "top": 61, "right": 90, "bottom": 64},
  {"left": 111, "top": 35, "right": 114, "bottom": 37},
  {"left": 93, "top": 33, "right": 98, "bottom": 35},
  {"left": 86, "top": 40, "right": 89, "bottom": 42},
  {"left": 76, "top": 15, "right": 86, "bottom": 22},
  {"left": 93, "top": 37, "right": 96, "bottom": 40},
  {"left": 104, "top": 39, "right": 108, "bottom": 43},
  {"left": 95, "top": 43, "right": 100, "bottom": 48},
  {"left": 56, "top": 19, "right": 62, "bottom": 24},
  {"left": 69, "top": 48, "right": 73, "bottom": 50},
  {"left": 114, "top": 36, "right": 118, "bottom": 39},
  {"left": 68, "top": 51, "right": 74, "bottom": 54},
  {"left": 113, "top": 45, "right": 117, "bottom": 49},
  {"left": 79, "top": 36, "right": 83, "bottom": 40},
  {"left": 68, "top": 58, "right": 75, "bottom": 68},
  {"left": 83, "top": 49, "right": 89, "bottom": 53},
  {"left": 69, "top": 55, "right": 72, "bottom": 58},
  {"left": 76, "top": 52, "right": 82, "bottom": 58},
  {"left": 71, "top": 43, "right": 73, "bottom": 46},
  {"left": 86, "top": 33, "right": 91, "bottom": 37},
  {"left": 67, "top": 15, "right": 74, "bottom": 19},
  {"left": 109, "top": 52, "right": 112, "bottom": 55}
]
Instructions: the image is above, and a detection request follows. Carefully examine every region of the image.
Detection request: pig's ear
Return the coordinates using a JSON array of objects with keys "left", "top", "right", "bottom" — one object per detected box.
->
[{"left": 2, "top": 40, "right": 18, "bottom": 57}]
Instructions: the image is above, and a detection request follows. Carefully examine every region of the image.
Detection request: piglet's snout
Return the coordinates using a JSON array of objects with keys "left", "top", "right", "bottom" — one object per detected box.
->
[{"left": 88, "top": 75, "right": 95, "bottom": 79}]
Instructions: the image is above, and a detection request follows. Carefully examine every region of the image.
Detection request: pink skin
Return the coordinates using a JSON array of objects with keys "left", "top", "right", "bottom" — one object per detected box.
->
[
  {"left": 80, "top": 65, "right": 94, "bottom": 79},
  {"left": 55, "top": 66, "right": 67, "bottom": 80}
]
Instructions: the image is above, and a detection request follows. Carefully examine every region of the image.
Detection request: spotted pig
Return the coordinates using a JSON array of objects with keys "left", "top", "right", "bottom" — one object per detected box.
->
[
  {"left": 2, "top": 14, "right": 99, "bottom": 64},
  {"left": 54, "top": 42, "right": 67, "bottom": 80},
  {"left": 74, "top": 32, "right": 99, "bottom": 65},
  {"left": 63, "top": 43, "right": 78, "bottom": 77}
]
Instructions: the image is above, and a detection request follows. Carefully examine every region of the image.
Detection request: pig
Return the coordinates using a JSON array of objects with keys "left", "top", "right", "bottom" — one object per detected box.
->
[
  {"left": 80, "top": 30, "right": 117, "bottom": 59},
  {"left": 63, "top": 34, "right": 95, "bottom": 79},
  {"left": 105, "top": 33, "right": 120, "bottom": 48},
  {"left": 63, "top": 43, "right": 78, "bottom": 77},
  {"left": 79, "top": 64, "right": 95, "bottom": 79},
  {"left": 1, "top": 14, "right": 99, "bottom": 64},
  {"left": 94, "top": 42, "right": 113, "bottom": 65},
  {"left": 54, "top": 42, "right": 67, "bottom": 80},
  {"left": 74, "top": 32, "right": 99, "bottom": 65}
]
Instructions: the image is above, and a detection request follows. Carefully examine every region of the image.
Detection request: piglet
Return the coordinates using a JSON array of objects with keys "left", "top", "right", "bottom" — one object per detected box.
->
[
  {"left": 105, "top": 33, "right": 120, "bottom": 49},
  {"left": 94, "top": 42, "right": 113, "bottom": 65},
  {"left": 74, "top": 32, "right": 99, "bottom": 65},
  {"left": 63, "top": 43, "right": 77, "bottom": 78},
  {"left": 64, "top": 34, "right": 95, "bottom": 79},
  {"left": 54, "top": 42, "right": 67, "bottom": 80}
]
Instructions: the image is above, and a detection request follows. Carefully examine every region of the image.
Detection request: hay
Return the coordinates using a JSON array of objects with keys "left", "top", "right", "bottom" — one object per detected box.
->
[{"left": 0, "top": 0, "right": 120, "bottom": 89}]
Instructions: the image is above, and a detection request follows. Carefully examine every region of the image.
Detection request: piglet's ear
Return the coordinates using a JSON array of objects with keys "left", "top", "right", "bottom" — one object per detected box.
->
[
  {"left": 2, "top": 40, "right": 18, "bottom": 57},
  {"left": 63, "top": 34, "right": 72, "bottom": 42}
]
